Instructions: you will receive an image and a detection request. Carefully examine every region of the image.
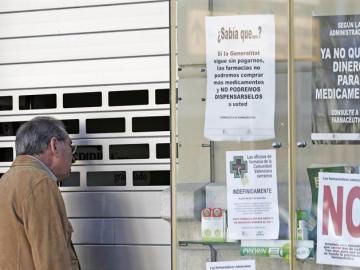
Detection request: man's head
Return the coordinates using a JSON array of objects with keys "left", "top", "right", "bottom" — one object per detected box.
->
[{"left": 15, "top": 116, "right": 74, "bottom": 180}]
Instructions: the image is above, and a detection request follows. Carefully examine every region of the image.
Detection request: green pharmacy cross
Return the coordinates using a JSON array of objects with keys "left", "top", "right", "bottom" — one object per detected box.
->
[{"left": 230, "top": 156, "right": 248, "bottom": 178}]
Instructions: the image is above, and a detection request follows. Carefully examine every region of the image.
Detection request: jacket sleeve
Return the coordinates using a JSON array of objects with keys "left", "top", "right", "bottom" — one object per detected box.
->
[{"left": 22, "top": 179, "right": 73, "bottom": 270}]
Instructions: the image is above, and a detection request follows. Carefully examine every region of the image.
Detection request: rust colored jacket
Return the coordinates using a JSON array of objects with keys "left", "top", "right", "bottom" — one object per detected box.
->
[{"left": 0, "top": 155, "right": 80, "bottom": 270}]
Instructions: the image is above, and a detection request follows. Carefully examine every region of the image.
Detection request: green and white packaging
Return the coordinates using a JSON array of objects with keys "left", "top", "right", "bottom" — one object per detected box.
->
[
  {"left": 201, "top": 208, "right": 226, "bottom": 242},
  {"left": 240, "top": 240, "right": 314, "bottom": 261},
  {"left": 296, "top": 210, "right": 309, "bottom": 240}
]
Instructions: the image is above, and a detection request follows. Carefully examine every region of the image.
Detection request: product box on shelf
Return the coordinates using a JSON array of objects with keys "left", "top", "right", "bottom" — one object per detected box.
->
[{"left": 201, "top": 208, "right": 226, "bottom": 242}]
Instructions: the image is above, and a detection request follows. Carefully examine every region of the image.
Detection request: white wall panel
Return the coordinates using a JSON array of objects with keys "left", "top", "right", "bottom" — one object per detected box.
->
[
  {"left": 63, "top": 164, "right": 170, "bottom": 191},
  {"left": 0, "top": 29, "right": 169, "bottom": 64},
  {"left": 0, "top": 162, "right": 170, "bottom": 191},
  {"left": 0, "top": 2, "right": 168, "bottom": 38},
  {"left": 0, "top": 111, "right": 170, "bottom": 140},
  {"left": 0, "top": 0, "right": 166, "bottom": 12},
  {"left": 0, "top": 83, "right": 169, "bottom": 115},
  {"left": 63, "top": 191, "right": 163, "bottom": 217},
  {"left": 69, "top": 137, "right": 169, "bottom": 165},
  {"left": 0, "top": 56, "right": 169, "bottom": 89},
  {"left": 0, "top": 136, "right": 169, "bottom": 156},
  {"left": 71, "top": 218, "right": 170, "bottom": 244},
  {"left": 0, "top": 137, "right": 159, "bottom": 165},
  {"left": 75, "top": 245, "right": 171, "bottom": 270},
  {"left": 0, "top": 137, "right": 169, "bottom": 166}
]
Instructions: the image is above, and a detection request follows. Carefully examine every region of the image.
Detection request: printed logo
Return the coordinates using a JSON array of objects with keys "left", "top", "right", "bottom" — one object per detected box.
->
[{"left": 230, "top": 156, "right": 248, "bottom": 178}]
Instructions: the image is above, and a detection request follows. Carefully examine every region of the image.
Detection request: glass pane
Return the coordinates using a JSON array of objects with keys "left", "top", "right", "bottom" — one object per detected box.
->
[
  {"left": 155, "top": 88, "right": 170, "bottom": 104},
  {"left": 295, "top": 0, "right": 360, "bottom": 269},
  {"left": 176, "top": 0, "right": 289, "bottom": 269},
  {"left": 62, "top": 119, "right": 79, "bottom": 134},
  {"left": 133, "top": 170, "right": 170, "bottom": 186},
  {"left": 63, "top": 92, "right": 102, "bottom": 108},
  {"left": 19, "top": 94, "right": 56, "bottom": 110},
  {"left": 109, "top": 144, "right": 149, "bottom": 160},
  {"left": 156, "top": 143, "right": 170, "bottom": 159},
  {"left": 73, "top": 145, "right": 103, "bottom": 161},
  {"left": 0, "top": 120, "right": 78, "bottom": 136},
  {"left": 0, "top": 147, "right": 13, "bottom": 162},
  {"left": 0, "top": 121, "right": 25, "bottom": 136},
  {"left": 108, "top": 90, "right": 148, "bottom": 106},
  {"left": 87, "top": 171, "right": 126, "bottom": 186},
  {"left": 60, "top": 172, "right": 80, "bottom": 187},
  {"left": 86, "top": 118, "right": 125, "bottom": 134},
  {"left": 132, "top": 116, "right": 170, "bottom": 132},
  {"left": 0, "top": 96, "right": 12, "bottom": 111}
]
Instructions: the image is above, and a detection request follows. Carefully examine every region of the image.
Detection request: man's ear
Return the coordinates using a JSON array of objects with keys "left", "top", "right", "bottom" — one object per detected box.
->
[{"left": 49, "top": 137, "right": 60, "bottom": 156}]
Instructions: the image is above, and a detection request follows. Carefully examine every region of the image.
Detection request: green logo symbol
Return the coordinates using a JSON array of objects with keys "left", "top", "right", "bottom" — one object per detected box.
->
[{"left": 230, "top": 156, "right": 248, "bottom": 178}]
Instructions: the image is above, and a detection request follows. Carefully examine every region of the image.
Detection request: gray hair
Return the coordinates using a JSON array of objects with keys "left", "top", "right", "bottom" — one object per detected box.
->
[{"left": 15, "top": 116, "right": 68, "bottom": 156}]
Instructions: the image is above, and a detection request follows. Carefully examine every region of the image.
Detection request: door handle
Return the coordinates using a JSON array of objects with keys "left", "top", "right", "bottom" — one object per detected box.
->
[
  {"left": 272, "top": 142, "right": 282, "bottom": 148},
  {"left": 296, "top": 141, "right": 307, "bottom": 148}
]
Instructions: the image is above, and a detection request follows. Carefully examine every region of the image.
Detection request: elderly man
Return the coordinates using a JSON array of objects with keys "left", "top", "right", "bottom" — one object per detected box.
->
[{"left": 0, "top": 116, "right": 81, "bottom": 270}]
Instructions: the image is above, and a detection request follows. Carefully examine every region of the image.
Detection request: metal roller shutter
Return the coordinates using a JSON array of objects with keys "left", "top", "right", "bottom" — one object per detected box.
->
[{"left": 0, "top": 1, "right": 171, "bottom": 269}]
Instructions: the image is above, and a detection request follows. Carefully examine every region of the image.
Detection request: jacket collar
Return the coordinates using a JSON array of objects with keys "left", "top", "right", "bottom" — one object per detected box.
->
[{"left": 11, "top": 155, "right": 58, "bottom": 182}]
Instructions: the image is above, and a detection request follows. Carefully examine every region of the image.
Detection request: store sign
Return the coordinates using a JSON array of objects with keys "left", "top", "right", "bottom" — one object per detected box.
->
[
  {"left": 312, "top": 15, "right": 360, "bottom": 142},
  {"left": 317, "top": 172, "right": 360, "bottom": 267},
  {"left": 226, "top": 150, "right": 279, "bottom": 240},
  {"left": 204, "top": 15, "right": 275, "bottom": 141}
]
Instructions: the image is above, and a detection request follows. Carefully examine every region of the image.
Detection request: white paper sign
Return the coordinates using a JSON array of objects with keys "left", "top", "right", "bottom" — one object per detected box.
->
[
  {"left": 226, "top": 150, "right": 279, "bottom": 239},
  {"left": 204, "top": 15, "right": 275, "bottom": 141},
  {"left": 317, "top": 172, "right": 360, "bottom": 267},
  {"left": 206, "top": 260, "right": 255, "bottom": 270}
]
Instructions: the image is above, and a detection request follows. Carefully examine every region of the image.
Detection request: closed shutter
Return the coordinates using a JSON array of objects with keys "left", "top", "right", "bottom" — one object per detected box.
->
[{"left": 0, "top": 1, "right": 171, "bottom": 269}]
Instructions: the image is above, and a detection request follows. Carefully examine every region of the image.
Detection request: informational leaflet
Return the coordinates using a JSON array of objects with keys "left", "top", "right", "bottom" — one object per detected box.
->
[
  {"left": 204, "top": 15, "right": 275, "bottom": 141},
  {"left": 206, "top": 260, "right": 255, "bottom": 270},
  {"left": 312, "top": 15, "right": 360, "bottom": 143},
  {"left": 226, "top": 150, "right": 279, "bottom": 240},
  {"left": 317, "top": 172, "right": 360, "bottom": 267}
]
